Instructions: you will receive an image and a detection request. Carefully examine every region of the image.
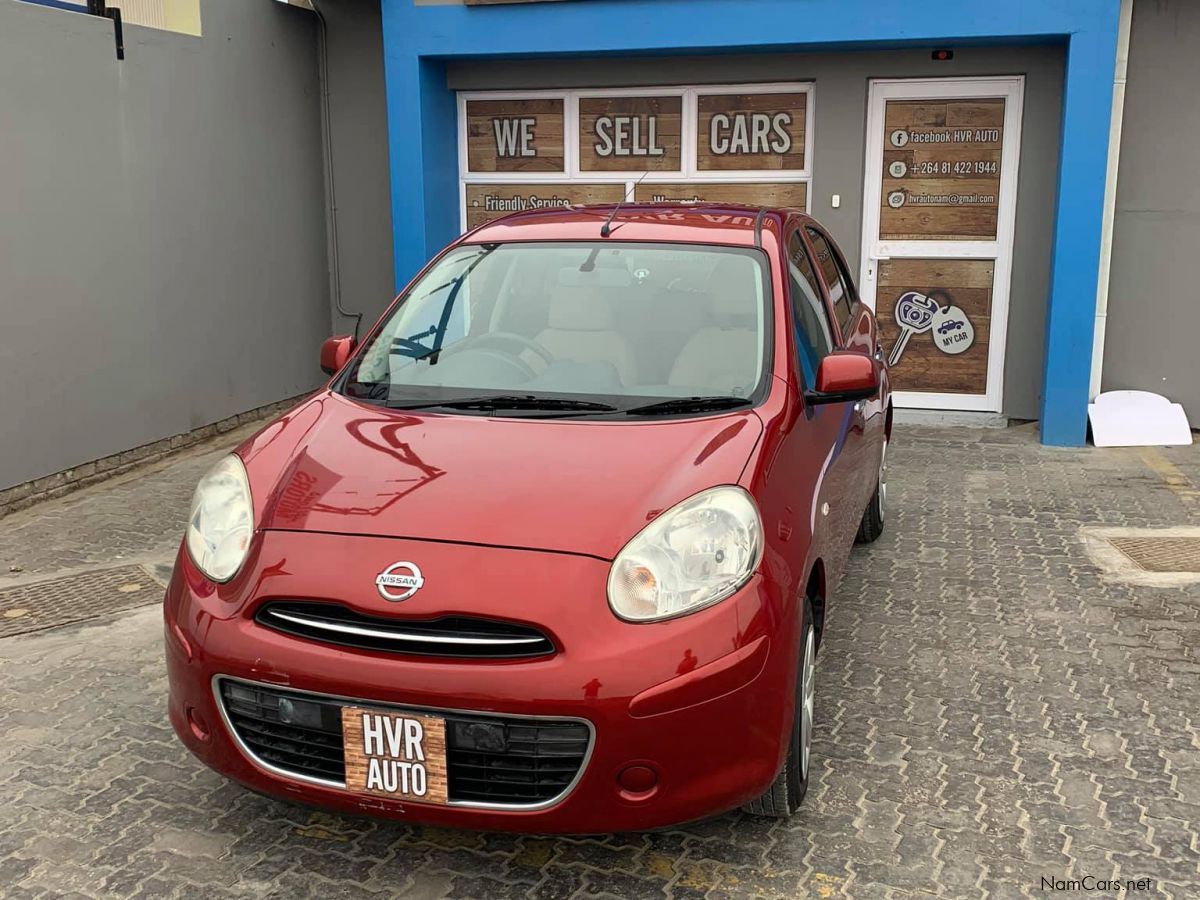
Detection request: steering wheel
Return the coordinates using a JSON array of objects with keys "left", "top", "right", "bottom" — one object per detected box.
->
[{"left": 450, "top": 332, "right": 556, "bottom": 368}]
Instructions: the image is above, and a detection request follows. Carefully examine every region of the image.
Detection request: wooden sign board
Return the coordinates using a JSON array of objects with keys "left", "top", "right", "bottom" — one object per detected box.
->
[
  {"left": 634, "top": 181, "right": 807, "bottom": 209},
  {"left": 465, "top": 99, "right": 565, "bottom": 173},
  {"left": 579, "top": 96, "right": 683, "bottom": 172},
  {"left": 697, "top": 92, "right": 807, "bottom": 171},
  {"left": 464, "top": 182, "right": 625, "bottom": 229},
  {"left": 876, "top": 258, "right": 994, "bottom": 394},
  {"left": 879, "top": 98, "right": 1005, "bottom": 240},
  {"left": 341, "top": 707, "right": 448, "bottom": 804}
]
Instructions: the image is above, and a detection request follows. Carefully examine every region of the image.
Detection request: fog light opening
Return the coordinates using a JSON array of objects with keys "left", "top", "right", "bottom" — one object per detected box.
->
[
  {"left": 617, "top": 764, "right": 659, "bottom": 801},
  {"left": 186, "top": 705, "right": 211, "bottom": 743}
]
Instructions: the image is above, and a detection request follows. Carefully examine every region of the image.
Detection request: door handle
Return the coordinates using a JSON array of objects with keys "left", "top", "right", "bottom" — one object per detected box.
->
[{"left": 865, "top": 252, "right": 890, "bottom": 283}]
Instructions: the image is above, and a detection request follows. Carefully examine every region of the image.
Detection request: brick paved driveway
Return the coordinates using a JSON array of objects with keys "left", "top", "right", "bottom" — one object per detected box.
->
[{"left": 1, "top": 423, "right": 1198, "bottom": 898}]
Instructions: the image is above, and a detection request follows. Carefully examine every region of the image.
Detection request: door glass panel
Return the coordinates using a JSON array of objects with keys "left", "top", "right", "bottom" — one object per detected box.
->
[
  {"left": 876, "top": 258, "right": 994, "bottom": 394},
  {"left": 880, "top": 98, "right": 1005, "bottom": 241}
]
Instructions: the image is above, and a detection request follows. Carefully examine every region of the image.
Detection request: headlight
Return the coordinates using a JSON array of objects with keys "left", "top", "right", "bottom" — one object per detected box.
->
[
  {"left": 608, "top": 486, "right": 763, "bottom": 622},
  {"left": 185, "top": 454, "right": 253, "bottom": 582}
]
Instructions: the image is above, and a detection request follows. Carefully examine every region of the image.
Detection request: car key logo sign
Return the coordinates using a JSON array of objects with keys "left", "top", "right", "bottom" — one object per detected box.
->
[
  {"left": 931, "top": 304, "right": 975, "bottom": 355},
  {"left": 887, "top": 292, "right": 938, "bottom": 367},
  {"left": 888, "top": 290, "right": 975, "bottom": 367}
]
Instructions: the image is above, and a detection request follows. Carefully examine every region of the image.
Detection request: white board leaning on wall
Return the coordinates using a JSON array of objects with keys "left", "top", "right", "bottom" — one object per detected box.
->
[{"left": 1088, "top": 391, "right": 1193, "bottom": 447}]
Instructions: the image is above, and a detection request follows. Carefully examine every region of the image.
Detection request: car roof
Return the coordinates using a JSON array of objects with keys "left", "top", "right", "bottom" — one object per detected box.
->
[{"left": 463, "top": 202, "right": 813, "bottom": 247}]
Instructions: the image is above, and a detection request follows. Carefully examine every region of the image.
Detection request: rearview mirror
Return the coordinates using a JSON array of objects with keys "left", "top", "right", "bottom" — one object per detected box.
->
[
  {"left": 805, "top": 351, "right": 879, "bottom": 406},
  {"left": 320, "top": 335, "right": 356, "bottom": 376}
]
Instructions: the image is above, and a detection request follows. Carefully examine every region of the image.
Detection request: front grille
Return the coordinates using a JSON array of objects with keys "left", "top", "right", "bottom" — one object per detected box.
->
[
  {"left": 255, "top": 601, "right": 555, "bottom": 659},
  {"left": 217, "top": 678, "right": 591, "bottom": 807}
]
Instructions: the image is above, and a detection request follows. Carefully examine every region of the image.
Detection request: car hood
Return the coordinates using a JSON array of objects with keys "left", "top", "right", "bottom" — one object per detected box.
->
[{"left": 239, "top": 392, "right": 764, "bottom": 560}]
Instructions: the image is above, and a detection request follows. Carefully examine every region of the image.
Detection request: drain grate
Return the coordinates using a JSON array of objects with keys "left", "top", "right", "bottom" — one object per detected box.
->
[
  {"left": 1107, "top": 536, "right": 1200, "bottom": 573},
  {"left": 0, "top": 565, "right": 159, "bottom": 638},
  {"left": 1081, "top": 527, "right": 1200, "bottom": 587}
]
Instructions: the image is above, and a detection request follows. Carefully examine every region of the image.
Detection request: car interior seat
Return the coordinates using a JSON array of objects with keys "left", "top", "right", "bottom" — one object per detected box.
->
[
  {"left": 535, "top": 270, "right": 638, "bottom": 386},
  {"left": 667, "top": 255, "right": 762, "bottom": 396}
]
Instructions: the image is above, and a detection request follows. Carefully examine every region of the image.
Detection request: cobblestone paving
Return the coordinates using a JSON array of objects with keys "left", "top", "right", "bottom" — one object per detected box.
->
[
  {"left": 1, "top": 424, "right": 1199, "bottom": 898},
  {"left": 0, "top": 422, "right": 266, "bottom": 586}
]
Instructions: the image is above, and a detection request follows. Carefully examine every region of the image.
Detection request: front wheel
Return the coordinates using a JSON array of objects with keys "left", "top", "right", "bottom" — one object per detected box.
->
[
  {"left": 742, "top": 596, "right": 816, "bottom": 818},
  {"left": 856, "top": 436, "right": 887, "bottom": 543}
]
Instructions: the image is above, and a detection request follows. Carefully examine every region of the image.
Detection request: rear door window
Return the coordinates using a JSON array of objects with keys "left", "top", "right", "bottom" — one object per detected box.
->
[{"left": 787, "top": 233, "right": 834, "bottom": 387}]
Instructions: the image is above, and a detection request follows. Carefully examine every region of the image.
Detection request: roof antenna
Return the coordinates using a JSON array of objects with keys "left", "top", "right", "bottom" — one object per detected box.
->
[{"left": 600, "top": 172, "right": 648, "bottom": 238}]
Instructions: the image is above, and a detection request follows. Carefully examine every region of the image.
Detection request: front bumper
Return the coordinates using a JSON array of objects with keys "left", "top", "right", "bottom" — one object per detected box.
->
[{"left": 164, "top": 530, "right": 798, "bottom": 832}]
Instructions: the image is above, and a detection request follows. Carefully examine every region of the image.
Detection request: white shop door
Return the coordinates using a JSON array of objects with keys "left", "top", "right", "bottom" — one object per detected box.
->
[{"left": 858, "top": 77, "right": 1024, "bottom": 412}]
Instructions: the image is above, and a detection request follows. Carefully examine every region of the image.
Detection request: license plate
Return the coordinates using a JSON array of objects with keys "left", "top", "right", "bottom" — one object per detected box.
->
[{"left": 340, "top": 706, "right": 448, "bottom": 804}]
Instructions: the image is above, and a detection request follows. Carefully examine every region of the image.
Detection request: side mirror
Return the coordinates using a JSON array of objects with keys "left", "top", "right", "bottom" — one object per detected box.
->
[
  {"left": 320, "top": 334, "right": 356, "bottom": 376},
  {"left": 805, "top": 351, "right": 879, "bottom": 406}
]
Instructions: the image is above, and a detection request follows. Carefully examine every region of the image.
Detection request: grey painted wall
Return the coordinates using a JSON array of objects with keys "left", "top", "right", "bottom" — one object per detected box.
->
[
  {"left": 0, "top": 0, "right": 330, "bottom": 491},
  {"left": 314, "top": 0, "right": 396, "bottom": 335},
  {"left": 1104, "top": 0, "right": 1199, "bottom": 420},
  {"left": 447, "top": 45, "right": 1066, "bottom": 420}
]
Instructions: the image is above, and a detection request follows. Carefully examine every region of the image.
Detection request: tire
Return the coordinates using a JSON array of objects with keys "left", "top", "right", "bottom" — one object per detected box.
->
[
  {"left": 856, "top": 435, "right": 887, "bottom": 544},
  {"left": 742, "top": 596, "right": 816, "bottom": 818}
]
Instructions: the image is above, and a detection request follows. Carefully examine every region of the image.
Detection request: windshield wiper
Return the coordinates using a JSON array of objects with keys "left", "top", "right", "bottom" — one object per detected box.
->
[
  {"left": 623, "top": 396, "right": 752, "bottom": 416},
  {"left": 390, "top": 245, "right": 498, "bottom": 362},
  {"left": 389, "top": 394, "right": 619, "bottom": 413}
]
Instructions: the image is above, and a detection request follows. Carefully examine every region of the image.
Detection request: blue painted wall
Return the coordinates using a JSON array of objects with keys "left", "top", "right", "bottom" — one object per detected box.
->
[{"left": 379, "top": 0, "right": 1121, "bottom": 446}]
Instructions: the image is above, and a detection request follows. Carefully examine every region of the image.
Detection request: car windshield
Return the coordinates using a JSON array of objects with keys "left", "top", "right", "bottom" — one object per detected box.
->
[{"left": 339, "top": 241, "right": 771, "bottom": 416}]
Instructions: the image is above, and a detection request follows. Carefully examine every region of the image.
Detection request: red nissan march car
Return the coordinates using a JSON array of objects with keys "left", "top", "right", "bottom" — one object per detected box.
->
[{"left": 164, "top": 204, "right": 891, "bottom": 833}]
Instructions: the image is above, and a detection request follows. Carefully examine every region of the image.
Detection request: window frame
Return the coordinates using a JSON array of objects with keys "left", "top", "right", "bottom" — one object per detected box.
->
[{"left": 457, "top": 82, "right": 815, "bottom": 232}]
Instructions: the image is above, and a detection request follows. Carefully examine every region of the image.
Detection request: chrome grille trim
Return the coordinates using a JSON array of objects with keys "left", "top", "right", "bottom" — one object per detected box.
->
[
  {"left": 254, "top": 601, "right": 556, "bottom": 659},
  {"left": 265, "top": 610, "right": 546, "bottom": 646},
  {"left": 211, "top": 675, "right": 594, "bottom": 811}
]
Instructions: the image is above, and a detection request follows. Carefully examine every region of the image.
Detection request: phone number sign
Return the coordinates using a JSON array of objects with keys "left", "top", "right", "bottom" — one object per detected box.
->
[{"left": 880, "top": 98, "right": 1005, "bottom": 241}]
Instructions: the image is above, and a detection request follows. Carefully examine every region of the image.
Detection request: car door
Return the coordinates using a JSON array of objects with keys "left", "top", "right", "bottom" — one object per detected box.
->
[
  {"left": 784, "top": 226, "right": 861, "bottom": 588},
  {"left": 804, "top": 225, "right": 884, "bottom": 515}
]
